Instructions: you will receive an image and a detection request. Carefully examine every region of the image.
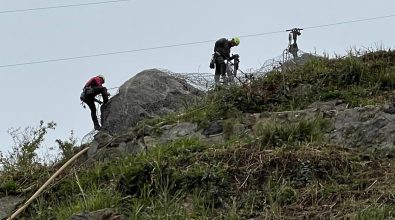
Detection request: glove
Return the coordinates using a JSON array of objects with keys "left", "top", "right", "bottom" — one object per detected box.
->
[
  {"left": 209, "top": 59, "right": 215, "bottom": 69},
  {"left": 231, "top": 54, "right": 239, "bottom": 60}
]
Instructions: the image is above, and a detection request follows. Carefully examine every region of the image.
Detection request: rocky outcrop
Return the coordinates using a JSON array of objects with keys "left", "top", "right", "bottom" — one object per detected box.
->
[
  {"left": 0, "top": 196, "right": 24, "bottom": 220},
  {"left": 87, "top": 99, "right": 395, "bottom": 164},
  {"left": 254, "top": 100, "right": 395, "bottom": 149},
  {"left": 101, "top": 69, "right": 203, "bottom": 134},
  {"left": 329, "top": 105, "right": 395, "bottom": 149}
]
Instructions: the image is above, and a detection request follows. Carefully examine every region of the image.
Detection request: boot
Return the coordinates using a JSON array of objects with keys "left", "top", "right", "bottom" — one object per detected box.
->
[
  {"left": 214, "top": 74, "right": 220, "bottom": 86},
  {"left": 94, "top": 123, "right": 102, "bottom": 131}
]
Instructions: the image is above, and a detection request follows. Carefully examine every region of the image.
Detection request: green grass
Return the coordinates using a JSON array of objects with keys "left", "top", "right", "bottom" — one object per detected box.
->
[
  {"left": 13, "top": 137, "right": 395, "bottom": 219},
  {"left": 4, "top": 49, "right": 395, "bottom": 219},
  {"left": 255, "top": 116, "right": 330, "bottom": 148},
  {"left": 55, "top": 188, "right": 122, "bottom": 219},
  {"left": 222, "top": 50, "right": 395, "bottom": 113}
]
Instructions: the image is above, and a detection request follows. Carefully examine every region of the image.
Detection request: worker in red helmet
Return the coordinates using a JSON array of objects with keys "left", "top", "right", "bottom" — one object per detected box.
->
[{"left": 80, "top": 75, "right": 109, "bottom": 130}]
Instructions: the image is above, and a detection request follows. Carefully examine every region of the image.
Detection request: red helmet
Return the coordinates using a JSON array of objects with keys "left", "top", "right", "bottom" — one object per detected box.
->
[{"left": 97, "top": 75, "right": 105, "bottom": 83}]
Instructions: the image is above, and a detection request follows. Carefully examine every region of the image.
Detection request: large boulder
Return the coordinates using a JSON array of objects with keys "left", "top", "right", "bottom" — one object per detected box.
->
[{"left": 101, "top": 69, "right": 203, "bottom": 134}]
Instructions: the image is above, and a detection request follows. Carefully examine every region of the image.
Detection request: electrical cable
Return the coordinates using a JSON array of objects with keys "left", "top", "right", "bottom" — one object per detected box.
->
[
  {"left": 0, "top": 40, "right": 216, "bottom": 68},
  {"left": 302, "top": 14, "right": 395, "bottom": 30},
  {"left": 0, "top": 13, "right": 394, "bottom": 68},
  {"left": 0, "top": 0, "right": 130, "bottom": 14}
]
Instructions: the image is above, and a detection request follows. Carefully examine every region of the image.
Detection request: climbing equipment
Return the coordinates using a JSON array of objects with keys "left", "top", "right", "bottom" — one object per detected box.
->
[{"left": 285, "top": 28, "right": 303, "bottom": 58}]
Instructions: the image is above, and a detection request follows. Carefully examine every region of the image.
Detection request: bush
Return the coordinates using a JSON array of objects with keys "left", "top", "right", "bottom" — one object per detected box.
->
[
  {"left": 56, "top": 131, "right": 78, "bottom": 161},
  {"left": 0, "top": 121, "right": 56, "bottom": 174}
]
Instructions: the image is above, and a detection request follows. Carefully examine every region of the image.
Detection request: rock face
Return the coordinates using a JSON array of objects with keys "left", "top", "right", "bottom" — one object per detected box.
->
[
  {"left": 101, "top": 69, "right": 203, "bottom": 134},
  {"left": 329, "top": 105, "right": 395, "bottom": 149},
  {"left": 254, "top": 100, "right": 395, "bottom": 149},
  {"left": 90, "top": 98, "right": 395, "bottom": 163},
  {"left": 0, "top": 196, "right": 24, "bottom": 219}
]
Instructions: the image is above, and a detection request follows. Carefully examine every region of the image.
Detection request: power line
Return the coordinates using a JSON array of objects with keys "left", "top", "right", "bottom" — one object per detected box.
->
[
  {"left": 0, "top": 0, "right": 130, "bottom": 14},
  {"left": 0, "top": 40, "right": 217, "bottom": 68},
  {"left": 0, "top": 30, "right": 295, "bottom": 68},
  {"left": 303, "top": 14, "right": 395, "bottom": 30},
  {"left": 0, "top": 13, "right": 394, "bottom": 68}
]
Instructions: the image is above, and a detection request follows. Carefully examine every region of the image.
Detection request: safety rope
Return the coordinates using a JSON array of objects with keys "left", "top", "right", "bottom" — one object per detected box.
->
[{"left": 7, "top": 134, "right": 118, "bottom": 220}]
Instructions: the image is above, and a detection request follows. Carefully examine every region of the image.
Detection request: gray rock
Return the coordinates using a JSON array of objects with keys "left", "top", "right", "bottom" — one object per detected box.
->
[
  {"left": 86, "top": 142, "right": 99, "bottom": 159},
  {"left": 251, "top": 101, "right": 395, "bottom": 149},
  {"left": 124, "top": 139, "right": 145, "bottom": 154},
  {"left": 94, "top": 132, "right": 113, "bottom": 148},
  {"left": 110, "top": 131, "right": 135, "bottom": 147},
  {"left": 383, "top": 107, "right": 395, "bottom": 114},
  {"left": 0, "top": 196, "right": 24, "bottom": 219},
  {"left": 200, "top": 133, "right": 226, "bottom": 145},
  {"left": 329, "top": 106, "right": 395, "bottom": 149},
  {"left": 233, "top": 123, "right": 247, "bottom": 137},
  {"left": 69, "top": 208, "right": 126, "bottom": 220},
  {"left": 101, "top": 69, "right": 203, "bottom": 134},
  {"left": 84, "top": 132, "right": 113, "bottom": 159},
  {"left": 160, "top": 124, "right": 174, "bottom": 131},
  {"left": 161, "top": 122, "right": 198, "bottom": 141},
  {"left": 307, "top": 99, "right": 347, "bottom": 112},
  {"left": 203, "top": 121, "right": 223, "bottom": 136}
]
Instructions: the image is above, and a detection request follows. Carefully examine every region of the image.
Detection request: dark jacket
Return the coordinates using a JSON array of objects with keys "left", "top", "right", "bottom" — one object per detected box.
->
[{"left": 214, "top": 38, "right": 232, "bottom": 59}]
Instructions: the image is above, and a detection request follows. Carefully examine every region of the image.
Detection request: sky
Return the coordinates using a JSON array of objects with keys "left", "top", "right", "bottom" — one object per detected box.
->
[{"left": 1, "top": 0, "right": 394, "bottom": 155}]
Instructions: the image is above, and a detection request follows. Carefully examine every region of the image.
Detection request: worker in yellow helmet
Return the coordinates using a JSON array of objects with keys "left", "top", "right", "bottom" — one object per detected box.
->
[{"left": 210, "top": 37, "right": 240, "bottom": 86}]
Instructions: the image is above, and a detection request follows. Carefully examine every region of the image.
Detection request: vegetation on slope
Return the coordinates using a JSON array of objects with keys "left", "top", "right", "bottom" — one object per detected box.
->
[
  {"left": 1, "top": 49, "right": 395, "bottom": 219},
  {"left": 227, "top": 49, "right": 395, "bottom": 113}
]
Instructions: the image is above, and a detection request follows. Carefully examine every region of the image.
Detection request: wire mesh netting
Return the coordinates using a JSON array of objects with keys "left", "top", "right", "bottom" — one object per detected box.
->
[{"left": 163, "top": 50, "right": 312, "bottom": 90}]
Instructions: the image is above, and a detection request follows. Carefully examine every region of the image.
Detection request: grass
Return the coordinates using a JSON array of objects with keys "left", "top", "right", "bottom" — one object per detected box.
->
[
  {"left": 3, "top": 49, "right": 395, "bottom": 219},
  {"left": 18, "top": 136, "right": 395, "bottom": 219},
  {"left": 255, "top": 116, "right": 330, "bottom": 148},
  {"left": 53, "top": 188, "right": 122, "bottom": 220},
  {"left": 223, "top": 50, "right": 395, "bottom": 113}
]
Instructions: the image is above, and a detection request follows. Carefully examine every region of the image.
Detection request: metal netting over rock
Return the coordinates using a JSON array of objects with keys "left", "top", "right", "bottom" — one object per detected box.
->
[{"left": 101, "top": 69, "right": 204, "bottom": 134}]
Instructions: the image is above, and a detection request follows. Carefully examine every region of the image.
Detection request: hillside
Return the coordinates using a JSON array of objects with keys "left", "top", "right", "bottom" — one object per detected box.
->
[{"left": 1, "top": 49, "right": 395, "bottom": 220}]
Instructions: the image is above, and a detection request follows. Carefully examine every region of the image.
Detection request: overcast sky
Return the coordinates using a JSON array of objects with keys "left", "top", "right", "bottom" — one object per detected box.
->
[{"left": 1, "top": 0, "right": 394, "bottom": 155}]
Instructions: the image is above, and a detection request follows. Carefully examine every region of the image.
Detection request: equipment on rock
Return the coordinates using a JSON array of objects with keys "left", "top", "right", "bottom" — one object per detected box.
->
[{"left": 285, "top": 28, "right": 303, "bottom": 58}]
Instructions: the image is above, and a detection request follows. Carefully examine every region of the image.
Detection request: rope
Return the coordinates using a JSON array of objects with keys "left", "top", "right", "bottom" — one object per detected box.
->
[
  {"left": 7, "top": 134, "right": 118, "bottom": 219},
  {"left": 7, "top": 147, "right": 91, "bottom": 219}
]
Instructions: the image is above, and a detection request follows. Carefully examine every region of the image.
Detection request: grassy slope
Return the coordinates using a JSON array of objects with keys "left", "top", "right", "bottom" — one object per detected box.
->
[{"left": 2, "top": 50, "right": 395, "bottom": 219}]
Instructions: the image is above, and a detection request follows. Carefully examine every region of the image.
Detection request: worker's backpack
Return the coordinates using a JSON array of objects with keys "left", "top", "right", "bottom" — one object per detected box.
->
[{"left": 80, "top": 87, "right": 94, "bottom": 102}]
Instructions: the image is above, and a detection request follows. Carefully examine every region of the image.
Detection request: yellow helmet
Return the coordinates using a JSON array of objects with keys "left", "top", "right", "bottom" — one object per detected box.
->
[
  {"left": 232, "top": 37, "right": 240, "bottom": 46},
  {"left": 97, "top": 75, "right": 105, "bottom": 83}
]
